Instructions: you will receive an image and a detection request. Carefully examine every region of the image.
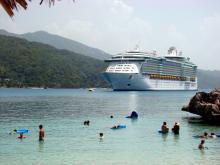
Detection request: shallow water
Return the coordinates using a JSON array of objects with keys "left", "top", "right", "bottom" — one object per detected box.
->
[{"left": 0, "top": 88, "right": 220, "bottom": 165}]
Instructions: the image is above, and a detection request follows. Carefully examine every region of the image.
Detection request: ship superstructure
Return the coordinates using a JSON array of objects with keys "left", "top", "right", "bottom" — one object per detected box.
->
[{"left": 102, "top": 47, "right": 197, "bottom": 91}]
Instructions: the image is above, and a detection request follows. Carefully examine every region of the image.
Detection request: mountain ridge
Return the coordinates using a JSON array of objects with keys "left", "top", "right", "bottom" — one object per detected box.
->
[{"left": 0, "top": 29, "right": 111, "bottom": 60}]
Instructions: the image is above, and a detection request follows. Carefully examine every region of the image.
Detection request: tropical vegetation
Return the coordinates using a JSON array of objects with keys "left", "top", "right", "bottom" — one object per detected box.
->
[
  {"left": 0, "top": 35, "right": 107, "bottom": 88},
  {"left": 0, "top": 0, "right": 60, "bottom": 17}
]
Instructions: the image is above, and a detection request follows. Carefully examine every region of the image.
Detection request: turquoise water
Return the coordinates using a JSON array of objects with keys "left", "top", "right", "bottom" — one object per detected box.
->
[{"left": 0, "top": 88, "right": 220, "bottom": 165}]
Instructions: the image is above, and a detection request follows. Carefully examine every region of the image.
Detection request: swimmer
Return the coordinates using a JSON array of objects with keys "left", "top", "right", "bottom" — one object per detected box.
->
[
  {"left": 209, "top": 132, "right": 216, "bottom": 138},
  {"left": 161, "top": 122, "right": 169, "bottom": 134},
  {"left": 111, "top": 125, "right": 119, "bottom": 129},
  {"left": 18, "top": 133, "right": 25, "bottom": 139},
  {"left": 201, "top": 132, "right": 208, "bottom": 139},
  {"left": 99, "top": 133, "right": 104, "bottom": 139},
  {"left": 9, "top": 129, "right": 17, "bottom": 135},
  {"left": 198, "top": 139, "right": 205, "bottom": 150},
  {"left": 110, "top": 115, "right": 114, "bottom": 118},
  {"left": 84, "top": 120, "right": 90, "bottom": 126}
]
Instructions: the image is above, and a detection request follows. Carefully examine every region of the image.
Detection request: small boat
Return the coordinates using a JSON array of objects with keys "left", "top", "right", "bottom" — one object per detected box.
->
[{"left": 88, "top": 88, "right": 95, "bottom": 92}]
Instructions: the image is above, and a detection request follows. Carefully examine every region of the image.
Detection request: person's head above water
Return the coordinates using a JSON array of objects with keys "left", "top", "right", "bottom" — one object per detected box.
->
[
  {"left": 201, "top": 139, "right": 205, "bottom": 144},
  {"left": 39, "top": 125, "right": 43, "bottom": 129},
  {"left": 204, "top": 132, "right": 208, "bottom": 136},
  {"left": 99, "top": 133, "right": 104, "bottom": 137}
]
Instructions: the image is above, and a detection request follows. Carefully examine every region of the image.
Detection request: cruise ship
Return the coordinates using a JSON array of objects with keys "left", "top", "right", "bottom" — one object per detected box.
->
[{"left": 102, "top": 47, "right": 197, "bottom": 91}]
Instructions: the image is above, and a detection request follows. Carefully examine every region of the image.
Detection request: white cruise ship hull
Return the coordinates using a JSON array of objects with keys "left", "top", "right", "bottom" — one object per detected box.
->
[{"left": 103, "top": 72, "right": 197, "bottom": 91}]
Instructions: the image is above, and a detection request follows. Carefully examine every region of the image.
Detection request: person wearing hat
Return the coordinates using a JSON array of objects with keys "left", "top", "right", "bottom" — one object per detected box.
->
[{"left": 172, "top": 122, "right": 180, "bottom": 135}]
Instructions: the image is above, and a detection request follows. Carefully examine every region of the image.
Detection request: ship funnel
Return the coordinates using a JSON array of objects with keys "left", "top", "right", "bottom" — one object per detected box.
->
[
  {"left": 168, "top": 47, "right": 178, "bottom": 56},
  {"left": 134, "top": 45, "right": 140, "bottom": 52}
]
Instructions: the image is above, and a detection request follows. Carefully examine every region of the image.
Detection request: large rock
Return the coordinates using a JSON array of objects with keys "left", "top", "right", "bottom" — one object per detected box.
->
[{"left": 182, "top": 89, "right": 220, "bottom": 123}]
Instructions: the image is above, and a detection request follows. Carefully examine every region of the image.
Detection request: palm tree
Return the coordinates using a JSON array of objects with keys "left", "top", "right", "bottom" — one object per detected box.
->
[{"left": 0, "top": 0, "right": 57, "bottom": 17}]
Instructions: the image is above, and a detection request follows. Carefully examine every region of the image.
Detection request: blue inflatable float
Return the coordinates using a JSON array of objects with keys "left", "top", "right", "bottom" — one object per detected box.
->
[
  {"left": 16, "top": 129, "right": 29, "bottom": 134},
  {"left": 111, "top": 124, "right": 126, "bottom": 129}
]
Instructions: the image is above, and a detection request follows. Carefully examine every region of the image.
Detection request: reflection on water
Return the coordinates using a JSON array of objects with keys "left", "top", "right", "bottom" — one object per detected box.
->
[{"left": 38, "top": 141, "right": 44, "bottom": 152}]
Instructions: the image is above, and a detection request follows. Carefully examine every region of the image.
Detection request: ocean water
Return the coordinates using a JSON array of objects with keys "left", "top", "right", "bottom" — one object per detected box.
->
[{"left": 0, "top": 88, "right": 220, "bottom": 165}]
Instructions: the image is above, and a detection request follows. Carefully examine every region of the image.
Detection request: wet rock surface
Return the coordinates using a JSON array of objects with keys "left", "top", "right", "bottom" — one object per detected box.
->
[{"left": 182, "top": 89, "right": 220, "bottom": 123}]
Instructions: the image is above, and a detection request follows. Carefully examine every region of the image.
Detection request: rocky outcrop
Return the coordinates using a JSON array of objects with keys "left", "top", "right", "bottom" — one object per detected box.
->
[{"left": 182, "top": 89, "right": 220, "bottom": 123}]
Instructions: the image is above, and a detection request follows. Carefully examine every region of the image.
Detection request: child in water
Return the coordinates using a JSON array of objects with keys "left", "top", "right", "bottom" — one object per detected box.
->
[
  {"left": 99, "top": 133, "right": 104, "bottom": 140},
  {"left": 18, "top": 133, "right": 25, "bottom": 139}
]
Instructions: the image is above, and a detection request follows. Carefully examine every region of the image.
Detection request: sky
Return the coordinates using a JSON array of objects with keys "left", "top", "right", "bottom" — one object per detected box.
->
[{"left": 0, "top": 0, "right": 220, "bottom": 70}]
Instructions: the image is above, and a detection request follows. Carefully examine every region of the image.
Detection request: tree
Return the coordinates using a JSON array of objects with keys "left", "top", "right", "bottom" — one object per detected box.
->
[{"left": 0, "top": 0, "right": 58, "bottom": 17}]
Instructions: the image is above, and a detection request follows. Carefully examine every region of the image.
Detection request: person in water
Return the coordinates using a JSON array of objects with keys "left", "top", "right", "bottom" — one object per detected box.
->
[
  {"left": 111, "top": 125, "right": 118, "bottom": 129},
  {"left": 18, "top": 133, "right": 25, "bottom": 139},
  {"left": 201, "top": 132, "right": 208, "bottom": 139},
  {"left": 198, "top": 139, "right": 205, "bottom": 150},
  {"left": 84, "top": 120, "right": 90, "bottom": 126},
  {"left": 172, "top": 122, "right": 180, "bottom": 135},
  {"left": 161, "top": 122, "right": 169, "bottom": 133},
  {"left": 99, "top": 133, "right": 104, "bottom": 139},
  {"left": 39, "top": 125, "right": 45, "bottom": 141},
  {"left": 9, "top": 129, "right": 17, "bottom": 134},
  {"left": 210, "top": 132, "right": 217, "bottom": 138}
]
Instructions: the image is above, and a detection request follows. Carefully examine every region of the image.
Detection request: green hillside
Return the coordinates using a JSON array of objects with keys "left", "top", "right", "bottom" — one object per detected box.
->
[
  {"left": 0, "top": 35, "right": 107, "bottom": 88},
  {"left": 0, "top": 34, "right": 219, "bottom": 89},
  {"left": 0, "top": 29, "right": 111, "bottom": 60},
  {"left": 197, "top": 69, "right": 220, "bottom": 89}
]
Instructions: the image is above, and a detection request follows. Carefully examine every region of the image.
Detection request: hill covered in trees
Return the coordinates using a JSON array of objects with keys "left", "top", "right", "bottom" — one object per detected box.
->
[
  {"left": 0, "top": 29, "right": 111, "bottom": 60},
  {"left": 0, "top": 35, "right": 107, "bottom": 88},
  {"left": 0, "top": 34, "right": 219, "bottom": 89}
]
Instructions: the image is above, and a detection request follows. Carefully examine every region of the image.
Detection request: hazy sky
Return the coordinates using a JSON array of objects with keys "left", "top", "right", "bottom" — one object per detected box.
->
[{"left": 0, "top": 0, "right": 220, "bottom": 70}]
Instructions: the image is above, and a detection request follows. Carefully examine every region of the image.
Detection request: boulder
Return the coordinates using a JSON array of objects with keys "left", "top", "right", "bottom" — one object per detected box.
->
[{"left": 182, "top": 89, "right": 220, "bottom": 123}]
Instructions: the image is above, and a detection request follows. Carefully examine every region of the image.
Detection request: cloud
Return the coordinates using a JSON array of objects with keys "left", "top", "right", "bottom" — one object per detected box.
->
[
  {"left": 45, "top": 0, "right": 152, "bottom": 54},
  {"left": 167, "top": 24, "right": 187, "bottom": 42},
  {"left": 200, "top": 14, "right": 220, "bottom": 40},
  {"left": 193, "top": 13, "right": 220, "bottom": 69},
  {"left": 110, "top": 0, "right": 133, "bottom": 16},
  {"left": 45, "top": 20, "right": 102, "bottom": 46}
]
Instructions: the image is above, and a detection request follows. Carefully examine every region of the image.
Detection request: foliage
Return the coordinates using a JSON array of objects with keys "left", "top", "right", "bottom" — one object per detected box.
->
[
  {"left": 0, "top": 0, "right": 63, "bottom": 17},
  {"left": 0, "top": 35, "right": 108, "bottom": 88}
]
